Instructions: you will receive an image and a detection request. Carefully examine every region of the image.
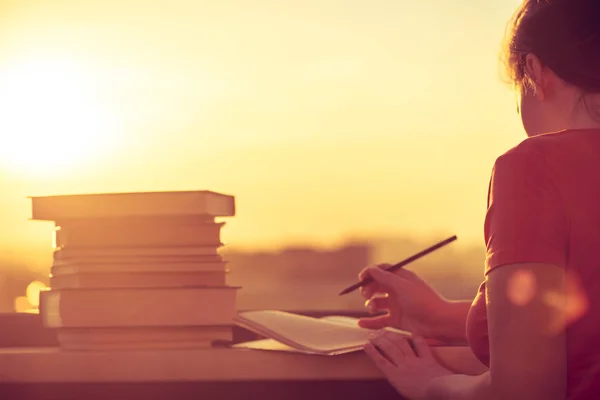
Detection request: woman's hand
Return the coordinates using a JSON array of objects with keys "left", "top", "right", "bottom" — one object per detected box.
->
[
  {"left": 365, "top": 330, "right": 453, "bottom": 400},
  {"left": 358, "top": 265, "right": 451, "bottom": 339}
]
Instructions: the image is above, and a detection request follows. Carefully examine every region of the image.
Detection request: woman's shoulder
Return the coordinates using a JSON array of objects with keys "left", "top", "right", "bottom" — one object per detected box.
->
[
  {"left": 494, "top": 129, "right": 600, "bottom": 172},
  {"left": 492, "top": 139, "right": 549, "bottom": 176}
]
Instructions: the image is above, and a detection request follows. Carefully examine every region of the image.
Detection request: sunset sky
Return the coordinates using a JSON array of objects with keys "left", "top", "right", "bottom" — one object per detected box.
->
[{"left": 0, "top": 0, "right": 525, "bottom": 260}]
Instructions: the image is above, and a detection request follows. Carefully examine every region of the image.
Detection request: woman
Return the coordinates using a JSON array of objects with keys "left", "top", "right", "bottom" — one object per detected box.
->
[{"left": 359, "top": 1, "right": 600, "bottom": 399}]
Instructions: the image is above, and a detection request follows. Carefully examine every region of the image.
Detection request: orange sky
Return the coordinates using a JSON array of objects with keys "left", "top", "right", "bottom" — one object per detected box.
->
[{"left": 0, "top": 0, "right": 525, "bottom": 256}]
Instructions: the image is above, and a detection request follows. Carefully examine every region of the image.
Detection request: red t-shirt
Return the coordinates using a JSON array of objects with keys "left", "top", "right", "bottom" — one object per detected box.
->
[{"left": 466, "top": 129, "right": 600, "bottom": 399}]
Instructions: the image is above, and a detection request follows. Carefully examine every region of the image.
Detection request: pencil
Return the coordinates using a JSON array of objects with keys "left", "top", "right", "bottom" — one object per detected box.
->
[{"left": 338, "top": 235, "right": 457, "bottom": 296}]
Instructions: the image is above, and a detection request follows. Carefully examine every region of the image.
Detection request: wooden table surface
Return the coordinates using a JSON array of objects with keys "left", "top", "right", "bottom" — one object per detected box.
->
[
  {"left": 0, "top": 346, "right": 381, "bottom": 383},
  {"left": 0, "top": 312, "right": 487, "bottom": 399},
  {"left": 0, "top": 345, "right": 486, "bottom": 383}
]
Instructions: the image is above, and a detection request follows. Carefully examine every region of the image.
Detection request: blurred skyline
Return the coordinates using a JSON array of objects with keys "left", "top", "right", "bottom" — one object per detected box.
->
[
  {"left": 2, "top": 238, "right": 486, "bottom": 312},
  {"left": 1, "top": 0, "right": 524, "bottom": 255}
]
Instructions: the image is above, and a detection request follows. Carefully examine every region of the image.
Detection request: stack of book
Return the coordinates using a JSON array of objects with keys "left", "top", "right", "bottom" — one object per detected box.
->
[{"left": 32, "top": 191, "right": 238, "bottom": 351}]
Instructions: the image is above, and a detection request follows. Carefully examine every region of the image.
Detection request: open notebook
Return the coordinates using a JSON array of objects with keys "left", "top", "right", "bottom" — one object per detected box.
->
[{"left": 233, "top": 310, "right": 412, "bottom": 356}]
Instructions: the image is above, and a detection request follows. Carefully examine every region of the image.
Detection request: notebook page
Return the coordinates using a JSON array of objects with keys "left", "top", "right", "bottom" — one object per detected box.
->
[
  {"left": 236, "top": 310, "right": 372, "bottom": 352},
  {"left": 232, "top": 338, "right": 365, "bottom": 355},
  {"left": 320, "top": 316, "right": 360, "bottom": 326},
  {"left": 233, "top": 338, "right": 320, "bottom": 354}
]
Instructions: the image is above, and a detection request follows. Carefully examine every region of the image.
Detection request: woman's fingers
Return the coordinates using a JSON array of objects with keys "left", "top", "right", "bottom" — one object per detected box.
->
[
  {"left": 394, "top": 267, "right": 421, "bottom": 281},
  {"left": 367, "top": 267, "right": 413, "bottom": 294},
  {"left": 370, "top": 336, "right": 404, "bottom": 363},
  {"left": 358, "top": 313, "right": 392, "bottom": 329},
  {"left": 383, "top": 331, "right": 416, "bottom": 356},
  {"left": 360, "top": 282, "right": 380, "bottom": 300},
  {"left": 359, "top": 263, "right": 392, "bottom": 281},
  {"left": 369, "top": 330, "right": 416, "bottom": 366},
  {"left": 411, "top": 336, "right": 433, "bottom": 359},
  {"left": 364, "top": 342, "right": 396, "bottom": 376},
  {"left": 365, "top": 295, "right": 389, "bottom": 314},
  {"left": 359, "top": 264, "right": 392, "bottom": 299}
]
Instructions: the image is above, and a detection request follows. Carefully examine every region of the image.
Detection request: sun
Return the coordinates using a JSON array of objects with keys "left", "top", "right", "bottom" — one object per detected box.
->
[{"left": 0, "top": 57, "right": 122, "bottom": 176}]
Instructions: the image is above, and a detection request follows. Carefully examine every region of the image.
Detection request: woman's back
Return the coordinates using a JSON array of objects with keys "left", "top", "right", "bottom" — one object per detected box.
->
[
  {"left": 535, "top": 129, "right": 600, "bottom": 397},
  {"left": 468, "top": 128, "right": 600, "bottom": 399},
  {"left": 361, "top": 0, "right": 600, "bottom": 398}
]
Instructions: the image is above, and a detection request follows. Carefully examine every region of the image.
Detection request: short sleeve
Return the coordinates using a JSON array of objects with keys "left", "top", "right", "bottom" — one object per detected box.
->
[{"left": 484, "top": 148, "right": 569, "bottom": 273}]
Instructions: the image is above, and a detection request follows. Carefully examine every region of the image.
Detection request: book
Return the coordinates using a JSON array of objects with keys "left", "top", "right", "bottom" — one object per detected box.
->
[
  {"left": 50, "top": 260, "right": 229, "bottom": 276},
  {"left": 40, "top": 286, "right": 239, "bottom": 328},
  {"left": 233, "top": 310, "right": 412, "bottom": 356},
  {"left": 51, "top": 256, "right": 226, "bottom": 270},
  {"left": 29, "top": 190, "right": 241, "bottom": 353},
  {"left": 49, "top": 271, "right": 228, "bottom": 289},
  {"left": 55, "top": 215, "right": 218, "bottom": 227},
  {"left": 53, "top": 245, "right": 222, "bottom": 261},
  {"left": 56, "top": 326, "right": 233, "bottom": 351},
  {"left": 30, "top": 190, "right": 235, "bottom": 221},
  {"left": 53, "top": 219, "right": 225, "bottom": 249}
]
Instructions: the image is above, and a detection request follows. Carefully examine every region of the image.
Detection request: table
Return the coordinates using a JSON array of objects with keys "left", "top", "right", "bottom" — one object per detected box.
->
[
  {"left": 0, "top": 346, "right": 392, "bottom": 399},
  {"left": 0, "top": 312, "right": 487, "bottom": 399},
  {"left": 0, "top": 345, "right": 486, "bottom": 400}
]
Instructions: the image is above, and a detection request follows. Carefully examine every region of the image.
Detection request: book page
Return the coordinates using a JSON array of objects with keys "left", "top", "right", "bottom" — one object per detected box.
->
[
  {"left": 320, "top": 316, "right": 360, "bottom": 327},
  {"left": 233, "top": 338, "right": 364, "bottom": 356},
  {"left": 236, "top": 310, "right": 373, "bottom": 353},
  {"left": 233, "top": 338, "right": 321, "bottom": 354}
]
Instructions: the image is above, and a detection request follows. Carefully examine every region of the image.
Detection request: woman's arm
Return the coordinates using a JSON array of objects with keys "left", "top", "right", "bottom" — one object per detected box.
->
[
  {"left": 435, "top": 300, "right": 472, "bottom": 343},
  {"left": 426, "top": 262, "right": 573, "bottom": 400},
  {"left": 432, "top": 346, "right": 488, "bottom": 376},
  {"left": 430, "top": 300, "right": 486, "bottom": 375}
]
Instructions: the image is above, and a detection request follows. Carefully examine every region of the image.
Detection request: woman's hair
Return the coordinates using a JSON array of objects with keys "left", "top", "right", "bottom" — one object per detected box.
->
[{"left": 501, "top": 0, "right": 600, "bottom": 95}]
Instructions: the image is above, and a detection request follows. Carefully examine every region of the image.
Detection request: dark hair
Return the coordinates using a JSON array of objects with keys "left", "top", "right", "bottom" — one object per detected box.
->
[{"left": 502, "top": 0, "right": 600, "bottom": 97}]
